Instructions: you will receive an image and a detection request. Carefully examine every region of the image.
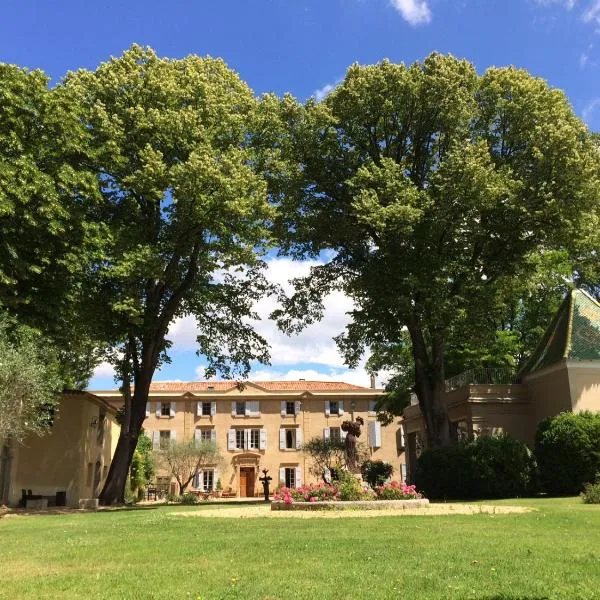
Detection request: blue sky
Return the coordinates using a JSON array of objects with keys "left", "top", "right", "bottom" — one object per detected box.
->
[{"left": 2, "top": 0, "right": 598, "bottom": 389}]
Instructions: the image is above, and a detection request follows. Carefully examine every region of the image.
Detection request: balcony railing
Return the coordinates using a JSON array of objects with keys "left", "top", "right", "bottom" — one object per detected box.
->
[{"left": 444, "top": 367, "right": 517, "bottom": 392}]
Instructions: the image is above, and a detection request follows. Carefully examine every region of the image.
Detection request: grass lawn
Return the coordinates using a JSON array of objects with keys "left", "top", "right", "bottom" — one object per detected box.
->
[{"left": 1, "top": 497, "right": 599, "bottom": 600}]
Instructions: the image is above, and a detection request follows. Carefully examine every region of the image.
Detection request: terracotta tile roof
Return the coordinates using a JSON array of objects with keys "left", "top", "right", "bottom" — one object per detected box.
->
[{"left": 147, "top": 380, "right": 371, "bottom": 392}]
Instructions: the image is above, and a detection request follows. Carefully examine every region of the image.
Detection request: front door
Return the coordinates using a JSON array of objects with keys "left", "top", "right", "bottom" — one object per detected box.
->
[{"left": 239, "top": 467, "right": 255, "bottom": 497}]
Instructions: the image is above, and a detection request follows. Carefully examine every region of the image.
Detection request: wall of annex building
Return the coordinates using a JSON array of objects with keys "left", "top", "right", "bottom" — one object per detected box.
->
[
  {"left": 131, "top": 393, "right": 405, "bottom": 496},
  {"left": 8, "top": 396, "right": 116, "bottom": 507},
  {"left": 565, "top": 362, "right": 600, "bottom": 414},
  {"left": 523, "top": 362, "right": 572, "bottom": 440}
]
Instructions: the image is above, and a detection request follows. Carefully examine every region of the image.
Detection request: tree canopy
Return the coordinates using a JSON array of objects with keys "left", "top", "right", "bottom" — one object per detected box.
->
[
  {"left": 62, "top": 45, "right": 275, "bottom": 503},
  {"left": 158, "top": 438, "right": 222, "bottom": 496},
  {"left": 273, "top": 54, "right": 600, "bottom": 446}
]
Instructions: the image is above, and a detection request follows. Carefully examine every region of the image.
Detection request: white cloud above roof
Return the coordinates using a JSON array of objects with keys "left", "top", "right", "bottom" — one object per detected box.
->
[{"left": 389, "top": 0, "right": 432, "bottom": 26}]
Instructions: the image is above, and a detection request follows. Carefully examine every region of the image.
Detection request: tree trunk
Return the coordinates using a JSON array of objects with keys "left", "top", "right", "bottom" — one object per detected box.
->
[
  {"left": 99, "top": 375, "right": 152, "bottom": 505},
  {"left": 408, "top": 322, "right": 451, "bottom": 448}
]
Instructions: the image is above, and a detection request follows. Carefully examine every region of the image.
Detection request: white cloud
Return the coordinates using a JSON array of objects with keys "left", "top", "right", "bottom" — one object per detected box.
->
[
  {"left": 534, "top": 0, "right": 576, "bottom": 8},
  {"left": 582, "top": 97, "right": 600, "bottom": 122},
  {"left": 170, "top": 257, "right": 359, "bottom": 369},
  {"left": 92, "top": 361, "right": 116, "bottom": 380},
  {"left": 389, "top": 0, "right": 432, "bottom": 25},
  {"left": 313, "top": 82, "right": 336, "bottom": 102},
  {"left": 583, "top": 0, "right": 600, "bottom": 23},
  {"left": 246, "top": 367, "right": 376, "bottom": 388}
]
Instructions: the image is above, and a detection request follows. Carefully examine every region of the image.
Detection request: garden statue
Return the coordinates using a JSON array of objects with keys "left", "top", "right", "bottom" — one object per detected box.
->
[
  {"left": 341, "top": 416, "right": 364, "bottom": 472},
  {"left": 259, "top": 469, "right": 272, "bottom": 502}
]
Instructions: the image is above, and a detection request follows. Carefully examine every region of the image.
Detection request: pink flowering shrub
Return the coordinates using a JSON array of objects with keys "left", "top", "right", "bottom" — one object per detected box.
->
[
  {"left": 374, "top": 481, "right": 422, "bottom": 500},
  {"left": 273, "top": 480, "right": 423, "bottom": 503},
  {"left": 273, "top": 483, "right": 339, "bottom": 503}
]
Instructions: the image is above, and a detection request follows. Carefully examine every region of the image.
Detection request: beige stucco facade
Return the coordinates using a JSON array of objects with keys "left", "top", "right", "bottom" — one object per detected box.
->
[
  {"left": 97, "top": 381, "right": 406, "bottom": 497},
  {"left": 0, "top": 392, "right": 118, "bottom": 507},
  {"left": 402, "top": 361, "right": 600, "bottom": 482}
]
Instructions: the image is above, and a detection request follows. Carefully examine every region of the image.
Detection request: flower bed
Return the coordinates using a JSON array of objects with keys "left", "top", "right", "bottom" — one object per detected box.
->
[
  {"left": 271, "top": 498, "right": 430, "bottom": 511},
  {"left": 272, "top": 480, "right": 425, "bottom": 508}
]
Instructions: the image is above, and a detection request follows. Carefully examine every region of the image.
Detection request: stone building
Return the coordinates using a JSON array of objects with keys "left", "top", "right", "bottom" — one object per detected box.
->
[
  {"left": 96, "top": 380, "right": 405, "bottom": 497},
  {"left": 0, "top": 391, "right": 119, "bottom": 507},
  {"left": 402, "top": 289, "right": 600, "bottom": 481}
]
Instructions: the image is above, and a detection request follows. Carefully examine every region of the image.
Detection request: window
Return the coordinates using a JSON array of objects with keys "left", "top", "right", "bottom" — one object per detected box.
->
[
  {"left": 286, "top": 401, "right": 296, "bottom": 416},
  {"left": 201, "top": 402, "right": 212, "bottom": 416},
  {"left": 285, "top": 467, "right": 296, "bottom": 487},
  {"left": 235, "top": 401, "right": 246, "bottom": 416},
  {"left": 330, "top": 427, "right": 341, "bottom": 442},
  {"left": 161, "top": 403, "right": 171, "bottom": 417},
  {"left": 401, "top": 463, "right": 407, "bottom": 482},
  {"left": 249, "top": 429, "right": 260, "bottom": 450},
  {"left": 284, "top": 467, "right": 296, "bottom": 488},
  {"left": 285, "top": 428, "right": 296, "bottom": 449},
  {"left": 230, "top": 428, "right": 265, "bottom": 451},
  {"left": 235, "top": 429, "right": 245, "bottom": 449},
  {"left": 202, "top": 470, "right": 214, "bottom": 492},
  {"left": 329, "top": 401, "right": 339, "bottom": 415},
  {"left": 159, "top": 430, "right": 171, "bottom": 449},
  {"left": 200, "top": 429, "right": 212, "bottom": 443}
]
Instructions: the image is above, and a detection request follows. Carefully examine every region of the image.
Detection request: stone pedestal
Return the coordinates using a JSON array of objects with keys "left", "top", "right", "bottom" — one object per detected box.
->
[{"left": 25, "top": 498, "right": 47, "bottom": 510}]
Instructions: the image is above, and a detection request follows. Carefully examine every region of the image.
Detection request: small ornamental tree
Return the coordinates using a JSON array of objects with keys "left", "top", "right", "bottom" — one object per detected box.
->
[
  {"left": 302, "top": 437, "right": 347, "bottom": 479},
  {"left": 158, "top": 439, "right": 222, "bottom": 496},
  {"left": 361, "top": 460, "right": 393, "bottom": 489},
  {"left": 302, "top": 436, "right": 369, "bottom": 479},
  {"left": 535, "top": 411, "right": 600, "bottom": 496}
]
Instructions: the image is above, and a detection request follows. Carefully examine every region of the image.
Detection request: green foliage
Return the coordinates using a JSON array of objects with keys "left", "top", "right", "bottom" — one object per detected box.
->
[
  {"left": 0, "top": 64, "right": 104, "bottom": 320},
  {"left": 61, "top": 45, "right": 277, "bottom": 503},
  {"left": 581, "top": 476, "right": 600, "bottom": 504},
  {"left": 273, "top": 54, "right": 600, "bottom": 446},
  {"left": 535, "top": 411, "right": 600, "bottom": 496},
  {"left": 165, "top": 493, "right": 181, "bottom": 504},
  {"left": 0, "top": 314, "right": 62, "bottom": 442},
  {"left": 337, "top": 471, "right": 365, "bottom": 501},
  {"left": 360, "top": 460, "right": 393, "bottom": 488},
  {"left": 129, "top": 434, "right": 155, "bottom": 498},
  {"left": 159, "top": 438, "right": 223, "bottom": 495},
  {"left": 302, "top": 436, "right": 347, "bottom": 477},
  {"left": 0, "top": 65, "right": 106, "bottom": 387},
  {"left": 415, "top": 434, "right": 536, "bottom": 500},
  {"left": 180, "top": 492, "right": 199, "bottom": 505}
]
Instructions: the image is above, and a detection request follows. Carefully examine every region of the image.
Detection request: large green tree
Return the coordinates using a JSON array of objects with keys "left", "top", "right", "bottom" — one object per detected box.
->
[
  {"left": 0, "top": 64, "right": 106, "bottom": 386},
  {"left": 273, "top": 54, "right": 600, "bottom": 447},
  {"left": 64, "top": 46, "right": 275, "bottom": 504}
]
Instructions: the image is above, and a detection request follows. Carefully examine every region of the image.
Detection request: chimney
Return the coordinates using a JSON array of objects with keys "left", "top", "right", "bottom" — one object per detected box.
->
[{"left": 370, "top": 374, "right": 376, "bottom": 389}]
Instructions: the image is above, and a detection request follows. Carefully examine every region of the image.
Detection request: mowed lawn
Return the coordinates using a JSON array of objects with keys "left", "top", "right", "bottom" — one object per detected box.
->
[{"left": 1, "top": 498, "right": 599, "bottom": 600}]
